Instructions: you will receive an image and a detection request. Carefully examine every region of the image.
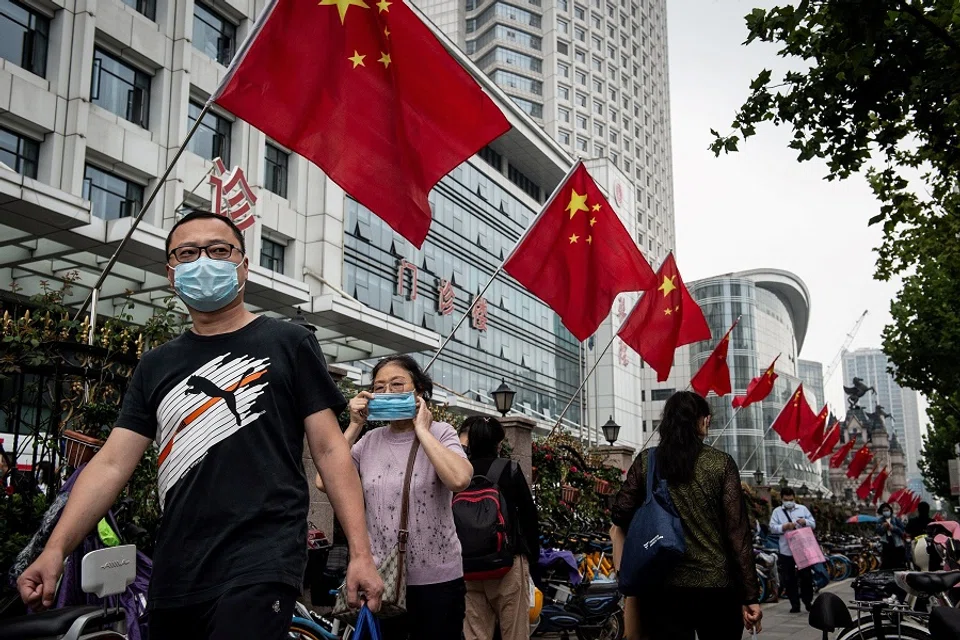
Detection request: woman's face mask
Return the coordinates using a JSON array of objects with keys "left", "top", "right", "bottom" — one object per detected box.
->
[
  {"left": 366, "top": 391, "right": 417, "bottom": 421},
  {"left": 881, "top": 510, "right": 892, "bottom": 518}
]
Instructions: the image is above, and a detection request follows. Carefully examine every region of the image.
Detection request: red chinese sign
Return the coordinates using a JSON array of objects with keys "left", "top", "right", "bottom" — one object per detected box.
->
[
  {"left": 437, "top": 279, "right": 455, "bottom": 315},
  {"left": 394, "top": 263, "right": 489, "bottom": 332},
  {"left": 209, "top": 159, "right": 257, "bottom": 230},
  {"left": 618, "top": 339, "right": 629, "bottom": 366},
  {"left": 617, "top": 297, "right": 628, "bottom": 323},
  {"left": 396, "top": 259, "right": 418, "bottom": 300},
  {"left": 471, "top": 296, "right": 488, "bottom": 332}
]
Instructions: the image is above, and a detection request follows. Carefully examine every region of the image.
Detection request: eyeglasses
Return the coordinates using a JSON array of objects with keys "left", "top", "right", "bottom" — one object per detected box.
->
[
  {"left": 168, "top": 243, "right": 242, "bottom": 263},
  {"left": 372, "top": 381, "right": 412, "bottom": 394}
]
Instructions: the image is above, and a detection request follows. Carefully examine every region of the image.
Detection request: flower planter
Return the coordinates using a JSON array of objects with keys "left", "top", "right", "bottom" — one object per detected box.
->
[
  {"left": 561, "top": 484, "right": 581, "bottom": 505},
  {"left": 594, "top": 478, "right": 615, "bottom": 496},
  {"left": 62, "top": 429, "right": 104, "bottom": 468}
]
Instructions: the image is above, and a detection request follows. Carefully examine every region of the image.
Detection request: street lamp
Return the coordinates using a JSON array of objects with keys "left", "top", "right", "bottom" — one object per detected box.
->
[
  {"left": 800, "top": 484, "right": 810, "bottom": 497},
  {"left": 491, "top": 380, "right": 516, "bottom": 417},
  {"left": 816, "top": 489, "right": 824, "bottom": 501},
  {"left": 602, "top": 415, "right": 621, "bottom": 446},
  {"left": 754, "top": 469, "right": 764, "bottom": 486},
  {"left": 289, "top": 308, "right": 317, "bottom": 334},
  {"left": 779, "top": 476, "right": 789, "bottom": 490}
]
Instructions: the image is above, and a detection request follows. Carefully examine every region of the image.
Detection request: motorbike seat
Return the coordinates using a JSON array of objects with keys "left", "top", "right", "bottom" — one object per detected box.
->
[
  {"left": 902, "top": 570, "right": 960, "bottom": 596},
  {"left": 0, "top": 605, "right": 102, "bottom": 640},
  {"left": 808, "top": 592, "right": 853, "bottom": 632}
]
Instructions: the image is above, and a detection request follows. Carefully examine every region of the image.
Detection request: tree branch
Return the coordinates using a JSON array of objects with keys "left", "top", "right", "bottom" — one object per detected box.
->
[{"left": 892, "top": 0, "right": 960, "bottom": 64}]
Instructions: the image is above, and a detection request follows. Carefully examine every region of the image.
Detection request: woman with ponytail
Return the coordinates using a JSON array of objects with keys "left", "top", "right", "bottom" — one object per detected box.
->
[{"left": 609, "top": 391, "right": 761, "bottom": 640}]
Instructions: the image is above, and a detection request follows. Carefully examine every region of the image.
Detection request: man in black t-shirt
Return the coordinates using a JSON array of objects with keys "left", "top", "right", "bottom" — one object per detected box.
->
[{"left": 17, "top": 212, "right": 383, "bottom": 639}]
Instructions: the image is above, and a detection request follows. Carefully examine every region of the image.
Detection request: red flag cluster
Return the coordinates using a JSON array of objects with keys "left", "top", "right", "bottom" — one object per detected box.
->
[{"left": 888, "top": 488, "right": 922, "bottom": 515}]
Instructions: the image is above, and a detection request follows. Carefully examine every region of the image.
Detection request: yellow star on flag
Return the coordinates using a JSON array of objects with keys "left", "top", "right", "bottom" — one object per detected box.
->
[
  {"left": 378, "top": 52, "right": 392, "bottom": 68},
  {"left": 592, "top": 203, "right": 601, "bottom": 212},
  {"left": 589, "top": 217, "right": 597, "bottom": 226},
  {"left": 664, "top": 308, "right": 673, "bottom": 315},
  {"left": 377, "top": 0, "right": 391, "bottom": 10},
  {"left": 569, "top": 233, "right": 580, "bottom": 244},
  {"left": 566, "top": 190, "right": 589, "bottom": 219},
  {"left": 658, "top": 275, "right": 677, "bottom": 297},
  {"left": 586, "top": 235, "right": 593, "bottom": 245},
  {"left": 384, "top": 26, "right": 391, "bottom": 37},
  {"left": 319, "top": 0, "right": 370, "bottom": 24},
  {"left": 348, "top": 51, "right": 366, "bottom": 68}
]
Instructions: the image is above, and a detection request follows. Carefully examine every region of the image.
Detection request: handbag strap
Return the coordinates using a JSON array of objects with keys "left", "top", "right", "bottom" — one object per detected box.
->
[
  {"left": 397, "top": 437, "right": 421, "bottom": 553},
  {"left": 643, "top": 448, "right": 657, "bottom": 505}
]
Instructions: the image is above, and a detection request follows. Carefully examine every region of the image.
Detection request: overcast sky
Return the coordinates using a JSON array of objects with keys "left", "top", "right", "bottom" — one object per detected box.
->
[{"left": 664, "top": 0, "right": 924, "bottom": 422}]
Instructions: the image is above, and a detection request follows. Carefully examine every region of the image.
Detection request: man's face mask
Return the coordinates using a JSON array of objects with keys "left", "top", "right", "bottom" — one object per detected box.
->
[
  {"left": 366, "top": 391, "right": 417, "bottom": 422},
  {"left": 782, "top": 500, "right": 796, "bottom": 510}
]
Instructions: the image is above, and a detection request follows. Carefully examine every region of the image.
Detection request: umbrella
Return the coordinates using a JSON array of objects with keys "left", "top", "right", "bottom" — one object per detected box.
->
[{"left": 846, "top": 514, "right": 879, "bottom": 524}]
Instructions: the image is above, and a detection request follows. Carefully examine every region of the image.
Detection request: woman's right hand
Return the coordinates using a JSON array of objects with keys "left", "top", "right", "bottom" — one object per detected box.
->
[{"left": 349, "top": 391, "right": 373, "bottom": 426}]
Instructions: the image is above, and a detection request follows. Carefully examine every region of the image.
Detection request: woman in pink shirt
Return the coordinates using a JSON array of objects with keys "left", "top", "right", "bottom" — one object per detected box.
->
[{"left": 317, "top": 355, "right": 472, "bottom": 639}]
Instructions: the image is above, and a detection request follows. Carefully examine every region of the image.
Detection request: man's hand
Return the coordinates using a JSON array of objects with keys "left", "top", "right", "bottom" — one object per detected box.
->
[
  {"left": 346, "top": 554, "right": 384, "bottom": 612},
  {"left": 743, "top": 604, "right": 762, "bottom": 633},
  {"left": 783, "top": 522, "right": 796, "bottom": 531},
  {"left": 17, "top": 548, "right": 65, "bottom": 610},
  {"left": 796, "top": 518, "right": 807, "bottom": 527}
]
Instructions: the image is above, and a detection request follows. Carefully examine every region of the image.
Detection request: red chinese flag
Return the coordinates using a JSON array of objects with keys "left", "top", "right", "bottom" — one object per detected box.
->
[
  {"left": 908, "top": 495, "right": 922, "bottom": 515},
  {"left": 212, "top": 0, "right": 510, "bottom": 248},
  {"left": 617, "top": 253, "right": 710, "bottom": 381},
  {"left": 856, "top": 469, "right": 874, "bottom": 501},
  {"left": 810, "top": 423, "right": 841, "bottom": 462},
  {"left": 690, "top": 319, "right": 738, "bottom": 398},
  {"left": 770, "top": 384, "right": 816, "bottom": 444},
  {"left": 887, "top": 488, "right": 906, "bottom": 505},
  {"left": 871, "top": 467, "right": 889, "bottom": 504},
  {"left": 846, "top": 445, "right": 874, "bottom": 479},
  {"left": 800, "top": 404, "right": 829, "bottom": 457},
  {"left": 830, "top": 434, "right": 857, "bottom": 469},
  {"left": 896, "top": 490, "right": 914, "bottom": 512},
  {"left": 732, "top": 356, "right": 780, "bottom": 409},
  {"left": 503, "top": 162, "right": 656, "bottom": 341}
]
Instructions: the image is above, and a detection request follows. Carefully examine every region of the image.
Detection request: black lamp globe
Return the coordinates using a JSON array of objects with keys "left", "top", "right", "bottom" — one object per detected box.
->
[
  {"left": 779, "top": 476, "right": 789, "bottom": 490},
  {"left": 800, "top": 483, "right": 810, "bottom": 497},
  {"left": 491, "top": 380, "right": 515, "bottom": 417},
  {"left": 816, "top": 489, "right": 824, "bottom": 501},
  {"left": 289, "top": 308, "right": 316, "bottom": 334},
  {"left": 754, "top": 469, "right": 764, "bottom": 486},
  {"left": 602, "top": 415, "right": 621, "bottom": 446}
]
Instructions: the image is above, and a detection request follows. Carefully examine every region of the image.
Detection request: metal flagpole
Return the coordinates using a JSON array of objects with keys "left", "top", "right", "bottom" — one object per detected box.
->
[
  {"left": 547, "top": 330, "right": 617, "bottom": 437},
  {"left": 424, "top": 161, "right": 582, "bottom": 373},
  {"left": 73, "top": 103, "right": 213, "bottom": 323}
]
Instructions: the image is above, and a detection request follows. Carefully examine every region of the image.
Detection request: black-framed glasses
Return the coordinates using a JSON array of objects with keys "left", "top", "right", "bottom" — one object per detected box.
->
[{"left": 168, "top": 242, "right": 242, "bottom": 263}]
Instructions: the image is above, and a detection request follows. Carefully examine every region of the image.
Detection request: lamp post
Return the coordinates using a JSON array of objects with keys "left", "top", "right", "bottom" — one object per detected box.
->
[
  {"left": 289, "top": 308, "right": 317, "bottom": 334},
  {"left": 754, "top": 469, "right": 765, "bottom": 486},
  {"left": 779, "top": 476, "right": 789, "bottom": 491},
  {"left": 800, "top": 483, "right": 810, "bottom": 497},
  {"left": 602, "top": 415, "right": 621, "bottom": 446},
  {"left": 816, "top": 489, "right": 824, "bottom": 501},
  {"left": 491, "top": 380, "right": 516, "bottom": 417}
]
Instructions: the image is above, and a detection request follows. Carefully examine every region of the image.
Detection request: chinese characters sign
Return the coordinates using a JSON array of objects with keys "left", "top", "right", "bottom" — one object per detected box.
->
[
  {"left": 397, "top": 260, "right": 487, "bottom": 332},
  {"left": 209, "top": 158, "right": 257, "bottom": 231}
]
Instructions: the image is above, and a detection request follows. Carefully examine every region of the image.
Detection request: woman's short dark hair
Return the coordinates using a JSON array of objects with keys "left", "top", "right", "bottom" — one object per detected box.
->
[
  {"left": 460, "top": 416, "right": 505, "bottom": 459},
  {"left": 371, "top": 355, "right": 433, "bottom": 400},
  {"left": 657, "top": 390, "right": 711, "bottom": 485},
  {"left": 878, "top": 502, "right": 893, "bottom": 513}
]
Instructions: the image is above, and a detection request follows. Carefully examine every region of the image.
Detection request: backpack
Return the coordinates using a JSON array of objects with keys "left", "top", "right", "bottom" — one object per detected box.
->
[
  {"left": 453, "top": 458, "right": 516, "bottom": 580},
  {"left": 618, "top": 448, "right": 686, "bottom": 596}
]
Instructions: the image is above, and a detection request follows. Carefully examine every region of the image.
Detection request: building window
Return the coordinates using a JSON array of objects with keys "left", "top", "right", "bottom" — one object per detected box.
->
[
  {"left": 492, "top": 69, "right": 543, "bottom": 94},
  {"left": 0, "top": 0, "right": 49, "bottom": 77},
  {"left": 574, "top": 26, "right": 585, "bottom": 41},
  {"left": 188, "top": 101, "right": 231, "bottom": 161},
  {"left": 610, "top": 130, "right": 618, "bottom": 143},
  {"left": 479, "top": 145, "right": 502, "bottom": 170},
  {"left": 593, "top": 100, "right": 603, "bottom": 115},
  {"left": 576, "top": 136, "right": 587, "bottom": 151},
  {"left": 558, "top": 130, "right": 570, "bottom": 145},
  {"left": 558, "top": 84, "right": 570, "bottom": 100},
  {"left": 558, "top": 0, "right": 568, "bottom": 10},
  {"left": 194, "top": 1, "right": 235, "bottom": 65},
  {"left": 592, "top": 57, "right": 602, "bottom": 71},
  {"left": 575, "top": 49, "right": 585, "bottom": 63},
  {"left": 576, "top": 92, "right": 587, "bottom": 107},
  {"left": 574, "top": 4, "right": 585, "bottom": 19},
  {"left": 591, "top": 14, "right": 601, "bottom": 28},
  {"left": 556, "top": 40, "right": 568, "bottom": 55},
  {"left": 557, "top": 18, "right": 568, "bottom": 34},
  {"left": 651, "top": 388, "right": 675, "bottom": 402},
  {"left": 509, "top": 96, "right": 542, "bottom": 118},
  {"left": 575, "top": 70, "right": 586, "bottom": 85},
  {"left": 91, "top": 49, "right": 151, "bottom": 128},
  {"left": 121, "top": 0, "right": 156, "bottom": 20},
  {"left": 558, "top": 107, "right": 570, "bottom": 122},
  {"left": 260, "top": 237, "right": 286, "bottom": 274},
  {"left": 507, "top": 163, "right": 541, "bottom": 200},
  {"left": 265, "top": 143, "right": 289, "bottom": 198},
  {"left": 0, "top": 127, "right": 38, "bottom": 178},
  {"left": 83, "top": 164, "right": 144, "bottom": 220},
  {"left": 576, "top": 114, "right": 586, "bottom": 130},
  {"left": 557, "top": 61, "right": 569, "bottom": 77}
]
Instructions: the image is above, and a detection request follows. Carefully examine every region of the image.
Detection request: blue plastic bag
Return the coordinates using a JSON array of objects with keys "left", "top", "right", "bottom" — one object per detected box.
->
[{"left": 353, "top": 604, "right": 381, "bottom": 640}]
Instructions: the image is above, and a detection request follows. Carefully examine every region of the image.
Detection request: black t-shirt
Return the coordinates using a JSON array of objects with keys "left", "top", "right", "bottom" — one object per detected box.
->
[{"left": 116, "top": 316, "right": 346, "bottom": 608}]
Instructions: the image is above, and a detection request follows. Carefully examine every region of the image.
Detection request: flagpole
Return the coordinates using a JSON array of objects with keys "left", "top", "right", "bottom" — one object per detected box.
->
[
  {"left": 423, "top": 161, "right": 581, "bottom": 373},
  {"left": 73, "top": 103, "right": 213, "bottom": 322},
  {"left": 547, "top": 330, "right": 617, "bottom": 437},
  {"left": 740, "top": 391, "right": 800, "bottom": 475}
]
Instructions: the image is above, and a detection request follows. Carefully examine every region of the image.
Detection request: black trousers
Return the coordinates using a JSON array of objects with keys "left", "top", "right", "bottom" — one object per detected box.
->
[
  {"left": 379, "top": 578, "right": 466, "bottom": 640},
  {"left": 637, "top": 587, "right": 744, "bottom": 640},
  {"left": 149, "top": 582, "right": 298, "bottom": 640},
  {"left": 778, "top": 554, "right": 813, "bottom": 608}
]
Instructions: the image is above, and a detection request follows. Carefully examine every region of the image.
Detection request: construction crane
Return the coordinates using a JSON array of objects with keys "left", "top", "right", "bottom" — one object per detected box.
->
[{"left": 823, "top": 309, "right": 869, "bottom": 384}]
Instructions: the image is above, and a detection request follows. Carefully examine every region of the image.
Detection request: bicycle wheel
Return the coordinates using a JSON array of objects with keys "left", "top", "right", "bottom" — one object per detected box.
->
[
  {"left": 835, "top": 619, "right": 932, "bottom": 640},
  {"left": 289, "top": 616, "right": 340, "bottom": 640}
]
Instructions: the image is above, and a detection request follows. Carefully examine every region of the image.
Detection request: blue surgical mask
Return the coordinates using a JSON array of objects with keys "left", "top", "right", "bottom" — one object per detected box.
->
[
  {"left": 782, "top": 501, "right": 796, "bottom": 510},
  {"left": 174, "top": 257, "right": 243, "bottom": 313},
  {"left": 367, "top": 392, "right": 417, "bottom": 422}
]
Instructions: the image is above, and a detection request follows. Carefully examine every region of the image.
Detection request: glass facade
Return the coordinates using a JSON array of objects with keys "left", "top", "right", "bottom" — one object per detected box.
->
[
  {"left": 690, "top": 276, "right": 820, "bottom": 488},
  {"left": 343, "top": 160, "right": 581, "bottom": 421},
  {"left": 0, "top": 0, "right": 49, "bottom": 77}
]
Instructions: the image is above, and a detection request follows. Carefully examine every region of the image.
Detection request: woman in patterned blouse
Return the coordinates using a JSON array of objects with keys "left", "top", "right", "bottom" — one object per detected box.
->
[{"left": 610, "top": 391, "right": 762, "bottom": 640}]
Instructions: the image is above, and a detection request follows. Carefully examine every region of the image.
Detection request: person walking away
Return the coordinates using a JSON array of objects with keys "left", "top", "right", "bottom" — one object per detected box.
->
[
  {"left": 877, "top": 502, "right": 907, "bottom": 570},
  {"left": 457, "top": 416, "right": 539, "bottom": 640},
  {"left": 316, "top": 355, "right": 473, "bottom": 640},
  {"left": 610, "top": 391, "right": 761, "bottom": 640},
  {"left": 905, "top": 501, "right": 932, "bottom": 538},
  {"left": 17, "top": 211, "right": 383, "bottom": 640},
  {"left": 769, "top": 487, "right": 816, "bottom": 613}
]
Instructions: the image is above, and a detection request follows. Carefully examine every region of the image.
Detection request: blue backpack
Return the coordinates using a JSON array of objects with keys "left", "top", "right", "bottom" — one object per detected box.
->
[{"left": 618, "top": 448, "right": 686, "bottom": 595}]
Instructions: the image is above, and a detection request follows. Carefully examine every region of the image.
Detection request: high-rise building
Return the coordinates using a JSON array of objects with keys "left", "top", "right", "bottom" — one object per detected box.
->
[
  {"left": 798, "top": 359, "right": 826, "bottom": 410},
  {"left": 688, "top": 269, "right": 821, "bottom": 489},
  {"left": 841, "top": 348, "right": 924, "bottom": 489}
]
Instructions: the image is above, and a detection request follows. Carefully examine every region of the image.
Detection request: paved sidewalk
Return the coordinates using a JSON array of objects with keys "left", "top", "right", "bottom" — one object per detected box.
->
[{"left": 759, "top": 579, "right": 854, "bottom": 640}]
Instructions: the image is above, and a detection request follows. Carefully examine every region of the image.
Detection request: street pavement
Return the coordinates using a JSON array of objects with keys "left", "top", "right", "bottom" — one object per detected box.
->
[{"left": 758, "top": 578, "right": 854, "bottom": 640}]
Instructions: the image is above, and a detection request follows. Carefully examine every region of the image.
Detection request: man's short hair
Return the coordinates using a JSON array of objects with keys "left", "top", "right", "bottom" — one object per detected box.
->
[
  {"left": 165, "top": 210, "right": 246, "bottom": 256},
  {"left": 781, "top": 487, "right": 796, "bottom": 498}
]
